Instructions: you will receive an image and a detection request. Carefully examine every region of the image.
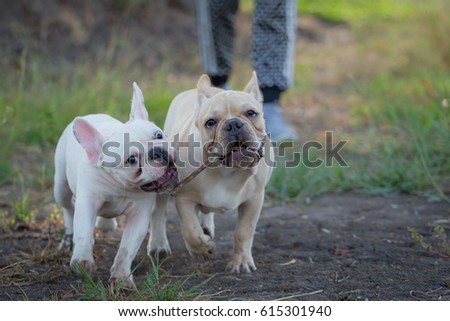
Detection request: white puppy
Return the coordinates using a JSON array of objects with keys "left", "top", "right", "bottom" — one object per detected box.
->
[{"left": 54, "top": 83, "right": 178, "bottom": 286}]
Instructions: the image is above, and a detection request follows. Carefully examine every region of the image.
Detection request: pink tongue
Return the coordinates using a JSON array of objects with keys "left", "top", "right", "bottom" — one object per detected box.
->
[
  {"left": 141, "top": 166, "right": 177, "bottom": 192},
  {"left": 156, "top": 166, "right": 177, "bottom": 186},
  {"left": 156, "top": 171, "right": 169, "bottom": 184}
]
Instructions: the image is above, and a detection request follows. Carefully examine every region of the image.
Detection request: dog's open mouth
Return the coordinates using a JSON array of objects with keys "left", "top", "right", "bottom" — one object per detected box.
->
[
  {"left": 222, "top": 142, "right": 264, "bottom": 167},
  {"left": 140, "top": 164, "right": 178, "bottom": 192}
]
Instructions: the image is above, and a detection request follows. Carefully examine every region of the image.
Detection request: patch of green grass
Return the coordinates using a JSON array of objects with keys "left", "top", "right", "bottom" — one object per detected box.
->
[
  {"left": 268, "top": 0, "right": 450, "bottom": 203},
  {"left": 0, "top": 53, "right": 189, "bottom": 183},
  {"left": 269, "top": 71, "right": 450, "bottom": 203},
  {"left": 351, "top": 73, "right": 450, "bottom": 201},
  {"left": 408, "top": 225, "right": 450, "bottom": 258},
  {"left": 0, "top": 55, "right": 173, "bottom": 147},
  {"left": 35, "top": 162, "right": 55, "bottom": 190},
  {"left": 77, "top": 258, "right": 212, "bottom": 301},
  {"left": 267, "top": 145, "right": 354, "bottom": 203},
  {"left": 267, "top": 164, "right": 350, "bottom": 203},
  {"left": 242, "top": 0, "right": 417, "bottom": 22},
  {"left": 299, "top": 0, "right": 417, "bottom": 24},
  {"left": 419, "top": 0, "right": 450, "bottom": 69},
  {"left": 0, "top": 190, "right": 36, "bottom": 232},
  {"left": 0, "top": 160, "right": 13, "bottom": 184}
]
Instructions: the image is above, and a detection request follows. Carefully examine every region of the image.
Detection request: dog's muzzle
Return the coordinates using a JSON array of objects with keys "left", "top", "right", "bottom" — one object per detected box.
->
[
  {"left": 224, "top": 141, "right": 264, "bottom": 168},
  {"left": 208, "top": 136, "right": 266, "bottom": 168},
  {"left": 140, "top": 147, "right": 179, "bottom": 192}
]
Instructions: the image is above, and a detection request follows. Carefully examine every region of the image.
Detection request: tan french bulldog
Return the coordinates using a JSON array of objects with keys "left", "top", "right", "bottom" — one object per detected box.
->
[{"left": 147, "top": 72, "right": 273, "bottom": 273}]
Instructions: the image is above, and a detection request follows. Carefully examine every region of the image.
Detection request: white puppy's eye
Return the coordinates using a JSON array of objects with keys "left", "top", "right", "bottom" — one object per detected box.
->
[
  {"left": 154, "top": 130, "right": 164, "bottom": 139},
  {"left": 205, "top": 119, "right": 217, "bottom": 128},
  {"left": 125, "top": 155, "right": 138, "bottom": 166},
  {"left": 246, "top": 110, "right": 258, "bottom": 117}
]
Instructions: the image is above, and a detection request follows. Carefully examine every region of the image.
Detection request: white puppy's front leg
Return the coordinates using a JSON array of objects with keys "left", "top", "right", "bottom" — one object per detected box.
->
[
  {"left": 70, "top": 194, "right": 103, "bottom": 274},
  {"left": 110, "top": 203, "right": 151, "bottom": 287},
  {"left": 176, "top": 198, "right": 215, "bottom": 259},
  {"left": 227, "top": 191, "right": 264, "bottom": 273},
  {"left": 147, "top": 194, "right": 171, "bottom": 258}
]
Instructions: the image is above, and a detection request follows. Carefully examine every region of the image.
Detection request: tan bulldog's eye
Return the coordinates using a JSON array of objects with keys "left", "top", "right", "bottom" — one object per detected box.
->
[
  {"left": 205, "top": 119, "right": 217, "bottom": 128},
  {"left": 246, "top": 110, "right": 258, "bottom": 117}
]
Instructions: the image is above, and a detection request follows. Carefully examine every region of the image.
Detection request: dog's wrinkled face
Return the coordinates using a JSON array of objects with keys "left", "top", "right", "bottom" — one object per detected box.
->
[
  {"left": 73, "top": 83, "right": 178, "bottom": 192},
  {"left": 103, "top": 120, "right": 178, "bottom": 193},
  {"left": 195, "top": 73, "right": 266, "bottom": 168}
]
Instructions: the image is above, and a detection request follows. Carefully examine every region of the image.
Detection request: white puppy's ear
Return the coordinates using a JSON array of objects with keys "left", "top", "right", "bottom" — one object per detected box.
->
[
  {"left": 244, "top": 71, "right": 263, "bottom": 103},
  {"left": 196, "top": 74, "right": 212, "bottom": 110},
  {"left": 130, "top": 82, "right": 149, "bottom": 121},
  {"left": 73, "top": 118, "right": 104, "bottom": 166}
]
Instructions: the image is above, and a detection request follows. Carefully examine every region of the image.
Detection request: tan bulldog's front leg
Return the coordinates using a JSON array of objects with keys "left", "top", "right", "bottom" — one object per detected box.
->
[
  {"left": 227, "top": 191, "right": 264, "bottom": 273},
  {"left": 175, "top": 197, "right": 216, "bottom": 259}
]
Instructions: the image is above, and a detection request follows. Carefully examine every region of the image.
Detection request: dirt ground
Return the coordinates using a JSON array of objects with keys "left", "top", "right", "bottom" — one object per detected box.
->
[
  {"left": 1, "top": 193, "right": 449, "bottom": 300},
  {"left": 0, "top": 2, "right": 449, "bottom": 301}
]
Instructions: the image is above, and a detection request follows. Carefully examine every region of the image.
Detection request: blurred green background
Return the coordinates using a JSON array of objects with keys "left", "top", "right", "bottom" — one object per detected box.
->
[{"left": 0, "top": 0, "right": 448, "bottom": 212}]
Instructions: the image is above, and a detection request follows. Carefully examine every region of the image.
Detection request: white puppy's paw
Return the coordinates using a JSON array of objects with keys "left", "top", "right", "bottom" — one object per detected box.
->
[
  {"left": 227, "top": 252, "right": 256, "bottom": 273},
  {"left": 109, "top": 274, "right": 135, "bottom": 289},
  {"left": 185, "top": 234, "right": 216, "bottom": 259},
  {"left": 70, "top": 257, "right": 97, "bottom": 274},
  {"left": 147, "top": 238, "right": 172, "bottom": 260}
]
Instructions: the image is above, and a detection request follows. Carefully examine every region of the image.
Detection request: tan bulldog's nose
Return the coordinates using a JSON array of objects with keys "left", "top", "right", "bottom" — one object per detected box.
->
[{"left": 224, "top": 118, "right": 244, "bottom": 134}]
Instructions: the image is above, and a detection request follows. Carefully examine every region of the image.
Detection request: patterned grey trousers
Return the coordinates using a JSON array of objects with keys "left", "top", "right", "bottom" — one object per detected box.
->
[{"left": 196, "top": 0, "right": 297, "bottom": 92}]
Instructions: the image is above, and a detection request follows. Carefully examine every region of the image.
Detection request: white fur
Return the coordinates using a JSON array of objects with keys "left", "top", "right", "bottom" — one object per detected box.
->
[{"left": 54, "top": 83, "right": 174, "bottom": 287}]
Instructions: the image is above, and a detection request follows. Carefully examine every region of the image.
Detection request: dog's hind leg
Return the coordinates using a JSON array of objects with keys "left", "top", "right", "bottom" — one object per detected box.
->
[
  {"left": 95, "top": 217, "right": 118, "bottom": 232},
  {"left": 147, "top": 194, "right": 172, "bottom": 259},
  {"left": 54, "top": 151, "right": 74, "bottom": 251},
  {"left": 199, "top": 212, "right": 215, "bottom": 238}
]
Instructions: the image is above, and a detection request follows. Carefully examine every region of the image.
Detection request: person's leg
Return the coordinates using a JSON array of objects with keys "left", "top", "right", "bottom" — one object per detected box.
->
[
  {"left": 196, "top": 0, "right": 238, "bottom": 88},
  {"left": 253, "top": 0, "right": 298, "bottom": 141}
]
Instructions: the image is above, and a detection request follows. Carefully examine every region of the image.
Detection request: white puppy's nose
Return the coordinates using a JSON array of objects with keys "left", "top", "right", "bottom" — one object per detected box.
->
[{"left": 148, "top": 146, "right": 169, "bottom": 165}]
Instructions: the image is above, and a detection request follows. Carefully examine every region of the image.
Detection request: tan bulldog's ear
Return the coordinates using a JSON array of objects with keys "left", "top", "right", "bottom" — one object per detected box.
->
[
  {"left": 197, "top": 74, "right": 212, "bottom": 109},
  {"left": 244, "top": 71, "right": 263, "bottom": 103}
]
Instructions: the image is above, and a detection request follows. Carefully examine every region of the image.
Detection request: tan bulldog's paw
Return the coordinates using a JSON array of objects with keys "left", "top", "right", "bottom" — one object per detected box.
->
[
  {"left": 227, "top": 252, "right": 256, "bottom": 273},
  {"left": 185, "top": 234, "right": 216, "bottom": 259}
]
